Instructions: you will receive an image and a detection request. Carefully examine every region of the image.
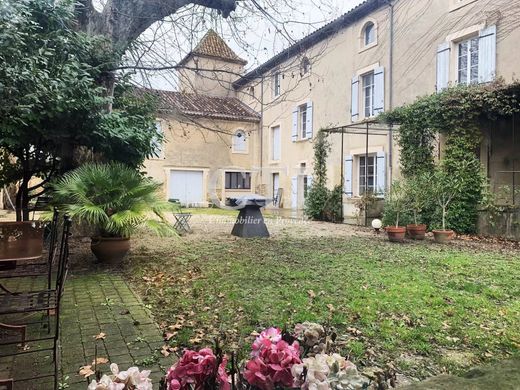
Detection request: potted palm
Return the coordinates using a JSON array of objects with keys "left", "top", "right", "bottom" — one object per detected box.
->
[
  {"left": 385, "top": 180, "right": 407, "bottom": 242},
  {"left": 405, "top": 174, "right": 429, "bottom": 240},
  {"left": 430, "top": 167, "right": 463, "bottom": 244},
  {"left": 53, "top": 163, "right": 175, "bottom": 263}
]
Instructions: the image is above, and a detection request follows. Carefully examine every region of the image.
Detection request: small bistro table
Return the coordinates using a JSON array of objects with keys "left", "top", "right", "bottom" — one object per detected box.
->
[{"left": 227, "top": 195, "right": 270, "bottom": 238}]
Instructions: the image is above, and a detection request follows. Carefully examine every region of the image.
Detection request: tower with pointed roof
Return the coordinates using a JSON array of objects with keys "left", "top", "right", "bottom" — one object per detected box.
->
[{"left": 178, "top": 29, "right": 247, "bottom": 98}]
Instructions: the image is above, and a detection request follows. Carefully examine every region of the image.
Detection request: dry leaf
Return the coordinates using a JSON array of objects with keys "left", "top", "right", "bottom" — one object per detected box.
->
[
  {"left": 164, "top": 332, "right": 176, "bottom": 341},
  {"left": 308, "top": 290, "right": 316, "bottom": 299},
  {"left": 92, "top": 357, "right": 109, "bottom": 365},
  {"left": 326, "top": 304, "right": 335, "bottom": 312},
  {"left": 94, "top": 332, "right": 106, "bottom": 340},
  {"left": 161, "top": 345, "right": 172, "bottom": 357},
  {"left": 79, "top": 365, "right": 95, "bottom": 378},
  {"left": 189, "top": 337, "right": 203, "bottom": 344}
]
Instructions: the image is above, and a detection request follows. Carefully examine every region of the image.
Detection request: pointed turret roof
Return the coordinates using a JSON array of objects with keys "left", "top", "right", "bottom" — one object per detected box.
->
[{"left": 179, "top": 29, "right": 247, "bottom": 66}]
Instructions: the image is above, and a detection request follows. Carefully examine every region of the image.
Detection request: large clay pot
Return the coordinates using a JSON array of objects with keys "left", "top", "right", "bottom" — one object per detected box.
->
[
  {"left": 386, "top": 226, "right": 407, "bottom": 243},
  {"left": 91, "top": 237, "right": 130, "bottom": 264},
  {"left": 432, "top": 230, "right": 455, "bottom": 244},
  {"left": 407, "top": 224, "right": 427, "bottom": 240}
]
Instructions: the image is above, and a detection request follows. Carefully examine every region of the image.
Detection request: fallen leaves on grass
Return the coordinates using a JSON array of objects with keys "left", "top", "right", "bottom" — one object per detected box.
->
[{"left": 79, "top": 365, "right": 95, "bottom": 378}]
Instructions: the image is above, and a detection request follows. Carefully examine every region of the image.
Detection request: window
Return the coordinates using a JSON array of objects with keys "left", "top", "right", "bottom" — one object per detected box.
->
[
  {"left": 301, "top": 57, "right": 310, "bottom": 75},
  {"left": 458, "top": 37, "right": 479, "bottom": 84},
  {"left": 299, "top": 104, "right": 307, "bottom": 139},
  {"left": 362, "top": 72, "right": 375, "bottom": 118},
  {"left": 273, "top": 71, "right": 281, "bottom": 97},
  {"left": 271, "top": 126, "right": 281, "bottom": 161},
  {"left": 232, "top": 130, "right": 247, "bottom": 153},
  {"left": 225, "top": 172, "right": 251, "bottom": 190},
  {"left": 359, "top": 155, "right": 376, "bottom": 195},
  {"left": 363, "top": 22, "right": 376, "bottom": 46},
  {"left": 151, "top": 121, "right": 163, "bottom": 158}
]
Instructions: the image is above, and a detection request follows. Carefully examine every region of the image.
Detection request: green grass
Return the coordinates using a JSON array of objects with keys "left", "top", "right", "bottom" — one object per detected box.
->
[{"left": 126, "top": 235, "right": 520, "bottom": 379}]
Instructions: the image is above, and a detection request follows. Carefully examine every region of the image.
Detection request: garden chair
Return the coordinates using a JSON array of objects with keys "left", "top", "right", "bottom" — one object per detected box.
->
[
  {"left": 0, "top": 209, "right": 60, "bottom": 292},
  {"left": 0, "top": 215, "right": 71, "bottom": 390},
  {"left": 169, "top": 199, "right": 192, "bottom": 234}
]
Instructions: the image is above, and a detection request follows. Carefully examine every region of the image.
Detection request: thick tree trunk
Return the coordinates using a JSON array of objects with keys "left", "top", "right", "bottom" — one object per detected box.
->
[{"left": 75, "top": 0, "right": 236, "bottom": 50}]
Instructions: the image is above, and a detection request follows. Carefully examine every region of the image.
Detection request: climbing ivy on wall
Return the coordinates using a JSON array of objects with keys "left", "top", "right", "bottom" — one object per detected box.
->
[{"left": 381, "top": 80, "right": 520, "bottom": 233}]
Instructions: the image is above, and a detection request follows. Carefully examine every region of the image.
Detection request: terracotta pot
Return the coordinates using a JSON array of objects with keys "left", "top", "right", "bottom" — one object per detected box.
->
[
  {"left": 386, "top": 226, "right": 407, "bottom": 243},
  {"left": 407, "top": 224, "right": 427, "bottom": 240},
  {"left": 432, "top": 230, "right": 455, "bottom": 244},
  {"left": 91, "top": 237, "right": 130, "bottom": 264}
]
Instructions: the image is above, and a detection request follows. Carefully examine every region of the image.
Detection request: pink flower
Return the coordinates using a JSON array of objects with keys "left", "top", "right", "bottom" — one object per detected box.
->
[
  {"left": 244, "top": 330, "right": 301, "bottom": 390},
  {"left": 166, "top": 348, "right": 230, "bottom": 390},
  {"left": 251, "top": 327, "right": 282, "bottom": 357}
]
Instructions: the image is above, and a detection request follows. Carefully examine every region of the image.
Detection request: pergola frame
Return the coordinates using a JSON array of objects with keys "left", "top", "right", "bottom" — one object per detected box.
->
[{"left": 321, "top": 119, "right": 399, "bottom": 224}]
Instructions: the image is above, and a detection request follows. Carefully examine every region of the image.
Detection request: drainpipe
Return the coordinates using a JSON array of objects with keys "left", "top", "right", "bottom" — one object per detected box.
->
[
  {"left": 260, "top": 76, "right": 264, "bottom": 180},
  {"left": 386, "top": 0, "right": 395, "bottom": 187}
]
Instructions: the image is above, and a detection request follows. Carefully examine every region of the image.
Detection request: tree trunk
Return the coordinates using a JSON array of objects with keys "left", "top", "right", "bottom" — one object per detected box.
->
[{"left": 75, "top": 0, "right": 237, "bottom": 51}]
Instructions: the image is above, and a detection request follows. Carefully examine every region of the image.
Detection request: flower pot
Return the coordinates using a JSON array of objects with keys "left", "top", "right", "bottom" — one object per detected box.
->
[
  {"left": 432, "top": 230, "right": 455, "bottom": 244},
  {"left": 407, "top": 224, "right": 427, "bottom": 240},
  {"left": 91, "top": 237, "right": 130, "bottom": 263},
  {"left": 386, "top": 226, "right": 406, "bottom": 243}
]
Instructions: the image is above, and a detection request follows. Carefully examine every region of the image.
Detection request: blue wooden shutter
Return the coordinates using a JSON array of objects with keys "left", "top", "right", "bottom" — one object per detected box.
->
[
  {"left": 376, "top": 151, "right": 386, "bottom": 196},
  {"left": 305, "top": 101, "right": 313, "bottom": 139},
  {"left": 344, "top": 155, "right": 353, "bottom": 198},
  {"left": 373, "top": 67, "right": 385, "bottom": 115},
  {"left": 478, "top": 25, "right": 496, "bottom": 83},
  {"left": 351, "top": 76, "right": 359, "bottom": 122},
  {"left": 436, "top": 42, "right": 450, "bottom": 92},
  {"left": 292, "top": 108, "right": 298, "bottom": 142},
  {"left": 291, "top": 176, "right": 298, "bottom": 208}
]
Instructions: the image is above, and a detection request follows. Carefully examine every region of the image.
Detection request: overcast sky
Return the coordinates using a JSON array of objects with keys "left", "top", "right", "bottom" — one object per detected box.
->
[{"left": 129, "top": 0, "right": 365, "bottom": 89}]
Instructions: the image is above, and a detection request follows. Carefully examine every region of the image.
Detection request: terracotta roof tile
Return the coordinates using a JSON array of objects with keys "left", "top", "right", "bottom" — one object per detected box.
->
[
  {"left": 180, "top": 29, "right": 247, "bottom": 66},
  {"left": 142, "top": 89, "right": 260, "bottom": 123}
]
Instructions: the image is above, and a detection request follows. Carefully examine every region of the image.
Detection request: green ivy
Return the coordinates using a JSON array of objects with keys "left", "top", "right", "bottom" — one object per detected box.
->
[{"left": 381, "top": 80, "right": 520, "bottom": 233}]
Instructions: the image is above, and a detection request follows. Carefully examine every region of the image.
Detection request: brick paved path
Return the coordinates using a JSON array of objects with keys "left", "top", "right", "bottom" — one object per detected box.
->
[{"left": 1, "top": 272, "right": 168, "bottom": 390}]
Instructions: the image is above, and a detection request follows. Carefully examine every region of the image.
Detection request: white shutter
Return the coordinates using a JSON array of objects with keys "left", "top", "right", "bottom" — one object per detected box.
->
[
  {"left": 292, "top": 108, "right": 298, "bottom": 142},
  {"left": 291, "top": 176, "right": 298, "bottom": 209},
  {"left": 478, "top": 25, "right": 496, "bottom": 83},
  {"left": 373, "top": 67, "right": 385, "bottom": 115},
  {"left": 305, "top": 101, "right": 313, "bottom": 139},
  {"left": 344, "top": 156, "right": 353, "bottom": 198},
  {"left": 272, "top": 126, "right": 281, "bottom": 160},
  {"left": 376, "top": 151, "right": 386, "bottom": 196},
  {"left": 436, "top": 42, "right": 450, "bottom": 92},
  {"left": 351, "top": 76, "right": 359, "bottom": 122}
]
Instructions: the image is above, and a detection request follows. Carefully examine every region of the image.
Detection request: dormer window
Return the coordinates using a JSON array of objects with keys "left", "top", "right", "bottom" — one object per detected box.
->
[{"left": 363, "top": 22, "right": 376, "bottom": 46}]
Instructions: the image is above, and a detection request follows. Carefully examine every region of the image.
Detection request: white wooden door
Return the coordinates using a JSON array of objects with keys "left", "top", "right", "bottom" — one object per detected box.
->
[
  {"left": 169, "top": 170, "right": 204, "bottom": 206},
  {"left": 272, "top": 173, "right": 280, "bottom": 198}
]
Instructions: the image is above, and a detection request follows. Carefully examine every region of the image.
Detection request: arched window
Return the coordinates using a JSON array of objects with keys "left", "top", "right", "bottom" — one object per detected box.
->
[
  {"left": 301, "top": 57, "right": 311, "bottom": 75},
  {"left": 232, "top": 130, "right": 248, "bottom": 153},
  {"left": 363, "top": 22, "right": 376, "bottom": 46}
]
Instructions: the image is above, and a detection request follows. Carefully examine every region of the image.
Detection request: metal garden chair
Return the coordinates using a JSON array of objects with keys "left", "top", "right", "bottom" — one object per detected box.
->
[{"left": 0, "top": 215, "right": 72, "bottom": 390}]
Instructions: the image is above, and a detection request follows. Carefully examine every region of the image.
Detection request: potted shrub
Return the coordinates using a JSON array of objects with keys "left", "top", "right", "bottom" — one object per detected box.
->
[
  {"left": 430, "top": 167, "right": 463, "bottom": 244},
  {"left": 384, "top": 180, "right": 407, "bottom": 242},
  {"left": 405, "top": 174, "right": 429, "bottom": 240},
  {"left": 53, "top": 163, "right": 175, "bottom": 263}
]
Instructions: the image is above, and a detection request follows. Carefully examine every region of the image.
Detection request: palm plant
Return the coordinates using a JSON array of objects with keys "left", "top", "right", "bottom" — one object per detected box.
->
[{"left": 52, "top": 163, "right": 175, "bottom": 238}]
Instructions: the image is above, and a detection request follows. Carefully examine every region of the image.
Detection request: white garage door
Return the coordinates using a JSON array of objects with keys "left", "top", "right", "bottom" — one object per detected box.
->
[{"left": 169, "top": 170, "right": 204, "bottom": 206}]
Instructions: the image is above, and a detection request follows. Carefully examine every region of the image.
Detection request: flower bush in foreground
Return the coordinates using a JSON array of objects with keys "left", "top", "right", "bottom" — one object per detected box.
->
[
  {"left": 159, "top": 323, "right": 372, "bottom": 390},
  {"left": 87, "top": 363, "right": 152, "bottom": 390}
]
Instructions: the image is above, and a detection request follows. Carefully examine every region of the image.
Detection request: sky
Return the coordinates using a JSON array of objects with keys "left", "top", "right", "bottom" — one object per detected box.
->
[{"left": 126, "top": 0, "right": 365, "bottom": 89}]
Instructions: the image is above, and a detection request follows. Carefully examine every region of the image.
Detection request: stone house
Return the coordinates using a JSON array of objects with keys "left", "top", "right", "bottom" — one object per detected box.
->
[{"left": 144, "top": 0, "right": 520, "bottom": 233}]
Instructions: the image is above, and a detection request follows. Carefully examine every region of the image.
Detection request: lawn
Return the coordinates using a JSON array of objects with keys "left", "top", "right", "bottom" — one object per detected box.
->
[{"left": 125, "top": 227, "right": 520, "bottom": 380}]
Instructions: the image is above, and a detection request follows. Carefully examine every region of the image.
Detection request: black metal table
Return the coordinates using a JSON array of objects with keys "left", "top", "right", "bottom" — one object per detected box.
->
[{"left": 227, "top": 196, "right": 270, "bottom": 238}]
